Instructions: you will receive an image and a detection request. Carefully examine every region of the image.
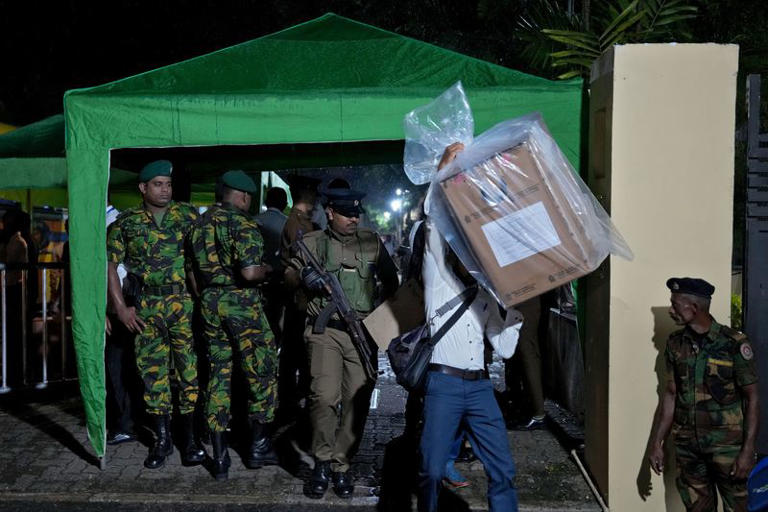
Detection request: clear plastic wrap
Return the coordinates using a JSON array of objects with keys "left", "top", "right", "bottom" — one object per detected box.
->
[
  {"left": 404, "top": 82, "right": 633, "bottom": 308},
  {"left": 403, "top": 82, "right": 474, "bottom": 185}
]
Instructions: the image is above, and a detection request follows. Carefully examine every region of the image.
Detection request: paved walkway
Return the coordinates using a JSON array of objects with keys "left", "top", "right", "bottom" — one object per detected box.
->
[{"left": 0, "top": 355, "right": 600, "bottom": 511}]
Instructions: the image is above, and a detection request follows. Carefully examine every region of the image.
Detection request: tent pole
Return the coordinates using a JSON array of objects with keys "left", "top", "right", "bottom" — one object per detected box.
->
[{"left": 0, "top": 265, "right": 9, "bottom": 393}]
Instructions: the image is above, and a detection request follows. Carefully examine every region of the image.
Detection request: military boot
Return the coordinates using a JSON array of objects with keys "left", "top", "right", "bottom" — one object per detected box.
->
[
  {"left": 210, "top": 431, "right": 231, "bottom": 481},
  {"left": 306, "top": 459, "right": 331, "bottom": 499},
  {"left": 245, "top": 418, "right": 279, "bottom": 469},
  {"left": 144, "top": 414, "right": 173, "bottom": 469},
  {"left": 179, "top": 413, "right": 205, "bottom": 466}
]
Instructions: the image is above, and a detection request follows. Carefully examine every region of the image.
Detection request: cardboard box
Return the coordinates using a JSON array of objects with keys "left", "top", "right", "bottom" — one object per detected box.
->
[
  {"left": 363, "top": 278, "right": 425, "bottom": 351},
  {"left": 440, "top": 142, "right": 595, "bottom": 308}
]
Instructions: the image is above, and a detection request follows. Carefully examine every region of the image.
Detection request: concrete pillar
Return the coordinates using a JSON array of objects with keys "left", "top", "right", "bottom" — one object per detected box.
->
[{"left": 584, "top": 44, "right": 739, "bottom": 510}]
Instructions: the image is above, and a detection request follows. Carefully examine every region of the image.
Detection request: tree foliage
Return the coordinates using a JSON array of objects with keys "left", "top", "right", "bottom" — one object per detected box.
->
[{"left": 516, "top": 0, "right": 698, "bottom": 78}]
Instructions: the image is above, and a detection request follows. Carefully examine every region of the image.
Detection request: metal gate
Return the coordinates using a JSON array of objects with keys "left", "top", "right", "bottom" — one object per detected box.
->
[{"left": 744, "top": 74, "right": 768, "bottom": 454}]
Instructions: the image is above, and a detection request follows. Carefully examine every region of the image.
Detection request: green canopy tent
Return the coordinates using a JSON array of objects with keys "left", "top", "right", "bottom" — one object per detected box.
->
[
  {"left": 64, "top": 12, "right": 583, "bottom": 460},
  {"left": 0, "top": 114, "right": 137, "bottom": 207},
  {"left": 0, "top": 115, "right": 69, "bottom": 207}
]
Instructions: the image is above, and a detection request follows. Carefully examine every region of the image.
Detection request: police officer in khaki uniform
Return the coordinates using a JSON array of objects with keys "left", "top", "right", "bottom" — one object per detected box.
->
[
  {"left": 648, "top": 277, "right": 758, "bottom": 512},
  {"left": 287, "top": 184, "right": 398, "bottom": 499}
]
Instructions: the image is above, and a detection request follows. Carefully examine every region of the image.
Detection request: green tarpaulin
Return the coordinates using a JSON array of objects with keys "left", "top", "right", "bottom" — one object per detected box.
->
[{"left": 64, "top": 12, "right": 582, "bottom": 458}]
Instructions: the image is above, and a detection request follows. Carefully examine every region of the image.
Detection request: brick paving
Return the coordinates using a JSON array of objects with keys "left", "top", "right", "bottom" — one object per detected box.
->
[{"left": 0, "top": 354, "right": 600, "bottom": 511}]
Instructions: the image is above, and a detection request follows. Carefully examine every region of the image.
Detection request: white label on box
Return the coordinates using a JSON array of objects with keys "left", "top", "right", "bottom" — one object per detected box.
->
[{"left": 481, "top": 201, "right": 561, "bottom": 267}]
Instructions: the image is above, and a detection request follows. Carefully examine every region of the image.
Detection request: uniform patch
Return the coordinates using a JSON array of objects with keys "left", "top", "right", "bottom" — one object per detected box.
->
[
  {"left": 708, "top": 358, "right": 733, "bottom": 367},
  {"left": 741, "top": 343, "right": 754, "bottom": 360}
]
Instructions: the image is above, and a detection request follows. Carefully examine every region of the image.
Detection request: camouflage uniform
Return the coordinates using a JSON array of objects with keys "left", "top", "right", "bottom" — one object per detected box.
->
[
  {"left": 190, "top": 204, "right": 277, "bottom": 433},
  {"left": 106, "top": 201, "right": 199, "bottom": 415},
  {"left": 290, "top": 226, "right": 398, "bottom": 472},
  {"left": 666, "top": 320, "right": 758, "bottom": 511}
]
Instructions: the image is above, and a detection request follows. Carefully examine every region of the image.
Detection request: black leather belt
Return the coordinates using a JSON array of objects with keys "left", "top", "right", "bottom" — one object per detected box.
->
[
  {"left": 308, "top": 316, "right": 348, "bottom": 332},
  {"left": 427, "top": 363, "right": 489, "bottom": 381},
  {"left": 143, "top": 284, "right": 185, "bottom": 296}
]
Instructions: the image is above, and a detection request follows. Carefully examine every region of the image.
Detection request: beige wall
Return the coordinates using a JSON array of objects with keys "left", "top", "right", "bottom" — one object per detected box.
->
[{"left": 586, "top": 44, "right": 739, "bottom": 511}]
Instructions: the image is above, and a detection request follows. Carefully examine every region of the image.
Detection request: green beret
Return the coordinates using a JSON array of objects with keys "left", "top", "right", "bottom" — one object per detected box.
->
[
  {"left": 138, "top": 160, "right": 173, "bottom": 182},
  {"left": 222, "top": 170, "right": 257, "bottom": 194},
  {"left": 666, "top": 277, "right": 715, "bottom": 299}
]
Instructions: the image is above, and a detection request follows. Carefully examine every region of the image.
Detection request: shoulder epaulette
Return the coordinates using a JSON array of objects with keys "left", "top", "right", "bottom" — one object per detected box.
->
[
  {"left": 303, "top": 229, "right": 324, "bottom": 241},
  {"left": 721, "top": 325, "right": 748, "bottom": 343},
  {"left": 115, "top": 206, "right": 143, "bottom": 222}
]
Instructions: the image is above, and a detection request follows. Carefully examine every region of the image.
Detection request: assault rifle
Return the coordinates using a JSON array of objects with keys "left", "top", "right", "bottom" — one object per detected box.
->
[{"left": 293, "top": 231, "right": 377, "bottom": 380}]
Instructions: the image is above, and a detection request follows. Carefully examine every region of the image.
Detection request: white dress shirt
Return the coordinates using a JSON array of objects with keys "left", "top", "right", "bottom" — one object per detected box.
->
[{"left": 422, "top": 218, "right": 523, "bottom": 370}]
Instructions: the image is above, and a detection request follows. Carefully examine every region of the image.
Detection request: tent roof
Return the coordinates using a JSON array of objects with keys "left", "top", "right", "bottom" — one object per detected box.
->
[
  {"left": 65, "top": 13, "right": 581, "bottom": 155},
  {"left": 0, "top": 114, "right": 64, "bottom": 158},
  {"left": 80, "top": 13, "right": 560, "bottom": 96}
]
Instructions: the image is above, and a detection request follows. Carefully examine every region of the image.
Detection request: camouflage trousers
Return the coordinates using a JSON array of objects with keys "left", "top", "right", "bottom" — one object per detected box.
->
[
  {"left": 674, "top": 426, "right": 748, "bottom": 512},
  {"left": 135, "top": 292, "right": 198, "bottom": 415},
  {"left": 201, "top": 287, "right": 277, "bottom": 432}
]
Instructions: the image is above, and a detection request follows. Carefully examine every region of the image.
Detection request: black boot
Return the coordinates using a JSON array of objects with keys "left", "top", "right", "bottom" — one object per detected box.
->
[
  {"left": 306, "top": 459, "right": 331, "bottom": 499},
  {"left": 144, "top": 414, "right": 173, "bottom": 469},
  {"left": 180, "top": 413, "right": 205, "bottom": 466},
  {"left": 332, "top": 471, "right": 355, "bottom": 499},
  {"left": 210, "top": 431, "right": 231, "bottom": 481},
  {"left": 245, "top": 418, "right": 279, "bottom": 469}
]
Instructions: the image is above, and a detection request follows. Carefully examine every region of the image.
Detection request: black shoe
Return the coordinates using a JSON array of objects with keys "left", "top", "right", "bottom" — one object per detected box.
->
[
  {"left": 179, "top": 413, "right": 205, "bottom": 466},
  {"left": 306, "top": 460, "right": 331, "bottom": 499},
  {"left": 245, "top": 419, "right": 279, "bottom": 469},
  {"left": 515, "top": 416, "right": 546, "bottom": 431},
  {"left": 210, "top": 431, "right": 231, "bottom": 481},
  {"left": 332, "top": 471, "right": 354, "bottom": 499},
  {"left": 144, "top": 414, "right": 173, "bottom": 469},
  {"left": 107, "top": 431, "right": 137, "bottom": 445}
]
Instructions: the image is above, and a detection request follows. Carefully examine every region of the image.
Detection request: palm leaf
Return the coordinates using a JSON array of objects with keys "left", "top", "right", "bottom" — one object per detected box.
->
[
  {"left": 556, "top": 69, "right": 586, "bottom": 79},
  {"left": 601, "top": 11, "right": 647, "bottom": 47}
]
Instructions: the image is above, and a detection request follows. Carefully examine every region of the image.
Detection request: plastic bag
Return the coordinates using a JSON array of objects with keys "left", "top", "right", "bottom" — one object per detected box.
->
[
  {"left": 403, "top": 82, "right": 474, "bottom": 185},
  {"left": 403, "top": 82, "right": 632, "bottom": 308}
]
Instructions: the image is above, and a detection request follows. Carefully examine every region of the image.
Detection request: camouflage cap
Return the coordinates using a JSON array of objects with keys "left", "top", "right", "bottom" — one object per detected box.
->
[
  {"left": 138, "top": 160, "right": 173, "bottom": 182},
  {"left": 222, "top": 170, "right": 257, "bottom": 194},
  {"left": 666, "top": 277, "right": 715, "bottom": 299}
]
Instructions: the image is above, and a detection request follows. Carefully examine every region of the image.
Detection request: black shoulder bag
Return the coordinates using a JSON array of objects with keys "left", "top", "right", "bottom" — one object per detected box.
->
[{"left": 387, "top": 285, "right": 478, "bottom": 392}]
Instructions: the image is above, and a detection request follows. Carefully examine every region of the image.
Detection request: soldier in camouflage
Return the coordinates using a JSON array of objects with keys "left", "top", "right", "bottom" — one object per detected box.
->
[
  {"left": 190, "top": 170, "right": 278, "bottom": 480},
  {"left": 107, "top": 160, "right": 205, "bottom": 469},
  {"left": 287, "top": 181, "right": 399, "bottom": 499},
  {"left": 649, "top": 277, "right": 758, "bottom": 512}
]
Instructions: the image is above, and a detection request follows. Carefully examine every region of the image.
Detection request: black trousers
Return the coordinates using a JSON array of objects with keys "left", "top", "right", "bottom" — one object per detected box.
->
[{"left": 105, "top": 314, "right": 142, "bottom": 433}]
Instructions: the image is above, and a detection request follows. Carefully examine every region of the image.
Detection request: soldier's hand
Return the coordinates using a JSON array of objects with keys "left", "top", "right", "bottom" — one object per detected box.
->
[
  {"left": 116, "top": 305, "right": 146, "bottom": 333},
  {"left": 300, "top": 266, "right": 328, "bottom": 293},
  {"left": 648, "top": 445, "right": 664, "bottom": 475},
  {"left": 438, "top": 142, "right": 465, "bottom": 171},
  {"left": 105, "top": 315, "right": 112, "bottom": 336},
  {"left": 730, "top": 450, "right": 754, "bottom": 480}
]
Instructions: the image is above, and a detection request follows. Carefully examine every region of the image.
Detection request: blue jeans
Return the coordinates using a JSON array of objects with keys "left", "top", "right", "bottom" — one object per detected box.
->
[{"left": 418, "top": 371, "right": 518, "bottom": 512}]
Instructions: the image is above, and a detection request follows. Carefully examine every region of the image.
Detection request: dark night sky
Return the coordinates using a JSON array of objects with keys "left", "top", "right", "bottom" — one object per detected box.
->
[
  {"left": 0, "top": 0, "right": 503, "bottom": 126},
  {"left": 4, "top": 1, "right": 768, "bottom": 128}
]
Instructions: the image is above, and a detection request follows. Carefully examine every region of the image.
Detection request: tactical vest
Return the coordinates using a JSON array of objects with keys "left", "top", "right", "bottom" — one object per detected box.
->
[{"left": 319, "top": 230, "right": 379, "bottom": 314}]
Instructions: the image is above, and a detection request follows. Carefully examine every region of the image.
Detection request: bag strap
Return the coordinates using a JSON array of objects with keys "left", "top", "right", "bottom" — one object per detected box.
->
[
  {"left": 427, "top": 285, "right": 478, "bottom": 348},
  {"left": 433, "top": 284, "right": 478, "bottom": 318}
]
